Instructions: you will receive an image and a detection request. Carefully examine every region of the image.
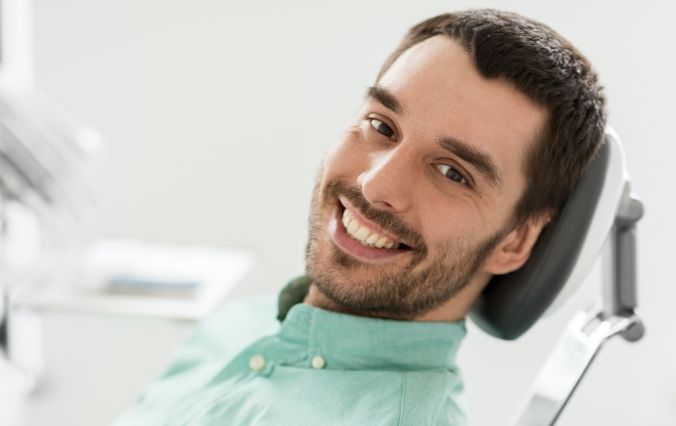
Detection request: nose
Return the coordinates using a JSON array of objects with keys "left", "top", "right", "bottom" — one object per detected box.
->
[{"left": 357, "top": 147, "right": 416, "bottom": 213}]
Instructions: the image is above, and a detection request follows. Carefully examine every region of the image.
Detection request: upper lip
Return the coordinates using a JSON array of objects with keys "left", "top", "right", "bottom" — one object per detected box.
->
[{"left": 338, "top": 196, "right": 412, "bottom": 248}]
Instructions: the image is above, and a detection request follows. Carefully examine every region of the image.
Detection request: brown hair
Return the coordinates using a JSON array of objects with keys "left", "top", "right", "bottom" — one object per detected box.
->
[{"left": 377, "top": 9, "right": 606, "bottom": 225}]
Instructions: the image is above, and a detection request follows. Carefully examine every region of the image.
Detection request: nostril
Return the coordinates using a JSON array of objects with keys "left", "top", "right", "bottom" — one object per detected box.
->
[{"left": 371, "top": 200, "right": 395, "bottom": 211}]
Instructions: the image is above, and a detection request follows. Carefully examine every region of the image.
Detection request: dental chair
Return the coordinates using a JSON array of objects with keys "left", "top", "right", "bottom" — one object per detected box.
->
[{"left": 470, "top": 127, "right": 644, "bottom": 425}]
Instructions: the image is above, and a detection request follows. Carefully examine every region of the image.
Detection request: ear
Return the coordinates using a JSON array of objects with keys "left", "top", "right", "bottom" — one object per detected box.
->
[{"left": 483, "top": 211, "right": 553, "bottom": 275}]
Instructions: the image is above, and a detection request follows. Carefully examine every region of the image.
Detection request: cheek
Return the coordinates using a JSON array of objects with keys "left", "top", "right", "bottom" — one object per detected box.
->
[
  {"left": 417, "top": 198, "right": 485, "bottom": 246},
  {"left": 420, "top": 211, "right": 458, "bottom": 243}
]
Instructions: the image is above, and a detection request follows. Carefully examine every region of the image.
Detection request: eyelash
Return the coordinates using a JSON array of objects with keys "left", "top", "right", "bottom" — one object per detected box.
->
[{"left": 365, "top": 115, "right": 472, "bottom": 188}]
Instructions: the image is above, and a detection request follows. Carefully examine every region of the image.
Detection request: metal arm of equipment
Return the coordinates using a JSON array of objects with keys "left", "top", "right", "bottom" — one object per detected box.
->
[
  {"left": 0, "top": 196, "right": 46, "bottom": 395},
  {"left": 511, "top": 185, "right": 645, "bottom": 426}
]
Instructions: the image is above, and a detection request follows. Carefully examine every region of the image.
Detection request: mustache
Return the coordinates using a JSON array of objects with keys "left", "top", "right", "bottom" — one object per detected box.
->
[{"left": 326, "top": 180, "right": 426, "bottom": 252}]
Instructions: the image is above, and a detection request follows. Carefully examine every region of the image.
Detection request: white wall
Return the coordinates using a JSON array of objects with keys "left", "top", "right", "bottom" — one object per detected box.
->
[{"left": 31, "top": 0, "right": 676, "bottom": 425}]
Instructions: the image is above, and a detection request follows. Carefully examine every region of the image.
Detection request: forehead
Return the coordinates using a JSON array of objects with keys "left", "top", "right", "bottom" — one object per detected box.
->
[{"left": 377, "top": 36, "right": 547, "bottom": 190}]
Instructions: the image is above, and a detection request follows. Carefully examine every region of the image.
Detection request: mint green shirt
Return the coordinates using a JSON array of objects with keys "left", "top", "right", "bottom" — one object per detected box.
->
[{"left": 114, "top": 280, "right": 468, "bottom": 425}]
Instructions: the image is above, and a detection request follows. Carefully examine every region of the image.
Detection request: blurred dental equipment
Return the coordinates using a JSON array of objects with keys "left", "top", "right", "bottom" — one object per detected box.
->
[
  {"left": 0, "top": 84, "right": 102, "bottom": 378},
  {"left": 0, "top": 0, "right": 101, "bottom": 419}
]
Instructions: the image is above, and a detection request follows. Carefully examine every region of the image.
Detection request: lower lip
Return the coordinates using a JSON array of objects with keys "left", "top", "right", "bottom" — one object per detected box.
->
[{"left": 329, "top": 206, "right": 410, "bottom": 261}]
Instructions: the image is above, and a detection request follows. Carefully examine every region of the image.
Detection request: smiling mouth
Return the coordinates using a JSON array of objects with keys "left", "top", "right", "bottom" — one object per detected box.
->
[
  {"left": 342, "top": 208, "right": 403, "bottom": 249},
  {"left": 333, "top": 200, "right": 413, "bottom": 256}
]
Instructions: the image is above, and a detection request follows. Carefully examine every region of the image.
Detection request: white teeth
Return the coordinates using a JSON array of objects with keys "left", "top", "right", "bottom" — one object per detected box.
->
[
  {"left": 354, "top": 226, "right": 370, "bottom": 240},
  {"left": 347, "top": 221, "right": 359, "bottom": 234},
  {"left": 374, "top": 236, "right": 388, "bottom": 248},
  {"left": 341, "top": 207, "right": 401, "bottom": 249}
]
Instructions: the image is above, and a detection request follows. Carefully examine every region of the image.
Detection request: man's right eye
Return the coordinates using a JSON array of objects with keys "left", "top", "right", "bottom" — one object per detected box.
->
[{"left": 368, "top": 117, "right": 397, "bottom": 141}]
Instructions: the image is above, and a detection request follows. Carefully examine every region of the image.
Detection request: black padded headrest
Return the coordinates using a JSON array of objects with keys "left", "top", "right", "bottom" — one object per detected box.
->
[{"left": 469, "top": 140, "right": 611, "bottom": 340}]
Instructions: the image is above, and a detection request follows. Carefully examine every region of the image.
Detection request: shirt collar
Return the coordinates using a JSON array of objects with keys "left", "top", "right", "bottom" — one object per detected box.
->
[{"left": 276, "top": 277, "right": 466, "bottom": 371}]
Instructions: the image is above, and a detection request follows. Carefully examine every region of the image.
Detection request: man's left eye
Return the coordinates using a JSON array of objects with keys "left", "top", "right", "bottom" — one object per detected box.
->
[{"left": 436, "top": 164, "right": 468, "bottom": 185}]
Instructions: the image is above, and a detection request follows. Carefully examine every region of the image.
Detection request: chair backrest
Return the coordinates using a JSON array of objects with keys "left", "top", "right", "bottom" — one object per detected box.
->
[{"left": 469, "top": 129, "right": 628, "bottom": 340}]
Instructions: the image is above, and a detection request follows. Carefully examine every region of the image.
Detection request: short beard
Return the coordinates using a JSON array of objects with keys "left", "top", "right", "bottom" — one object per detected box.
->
[{"left": 304, "top": 179, "right": 509, "bottom": 319}]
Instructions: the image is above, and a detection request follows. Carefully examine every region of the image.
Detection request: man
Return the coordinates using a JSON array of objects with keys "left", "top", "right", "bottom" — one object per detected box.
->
[{"left": 115, "top": 9, "right": 605, "bottom": 425}]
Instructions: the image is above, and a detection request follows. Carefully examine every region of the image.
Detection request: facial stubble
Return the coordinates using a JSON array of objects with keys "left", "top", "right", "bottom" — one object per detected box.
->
[{"left": 304, "top": 178, "right": 508, "bottom": 319}]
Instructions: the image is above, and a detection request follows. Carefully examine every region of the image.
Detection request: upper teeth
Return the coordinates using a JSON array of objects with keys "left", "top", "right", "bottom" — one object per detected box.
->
[{"left": 342, "top": 209, "right": 400, "bottom": 249}]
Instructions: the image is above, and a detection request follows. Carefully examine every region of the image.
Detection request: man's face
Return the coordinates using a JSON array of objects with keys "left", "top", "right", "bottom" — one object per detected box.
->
[{"left": 305, "top": 36, "right": 547, "bottom": 319}]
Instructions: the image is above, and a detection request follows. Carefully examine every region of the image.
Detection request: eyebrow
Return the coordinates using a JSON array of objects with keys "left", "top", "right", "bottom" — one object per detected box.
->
[
  {"left": 438, "top": 136, "right": 503, "bottom": 188},
  {"left": 366, "top": 85, "right": 502, "bottom": 187},
  {"left": 366, "top": 85, "right": 404, "bottom": 114}
]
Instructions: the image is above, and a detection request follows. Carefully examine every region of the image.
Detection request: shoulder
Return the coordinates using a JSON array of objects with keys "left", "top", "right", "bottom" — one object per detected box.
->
[
  {"left": 171, "top": 295, "right": 279, "bottom": 367},
  {"left": 137, "top": 296, "right": 280, "bottom": 397}
]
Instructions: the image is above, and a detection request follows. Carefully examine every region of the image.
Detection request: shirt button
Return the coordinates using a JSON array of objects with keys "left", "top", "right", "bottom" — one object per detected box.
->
[
  {"left": 311, "top": 355, "right": 326, "bottom": 369},
  {"left": 249, "top": 355, "right": 266, "bottom": 371}
]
